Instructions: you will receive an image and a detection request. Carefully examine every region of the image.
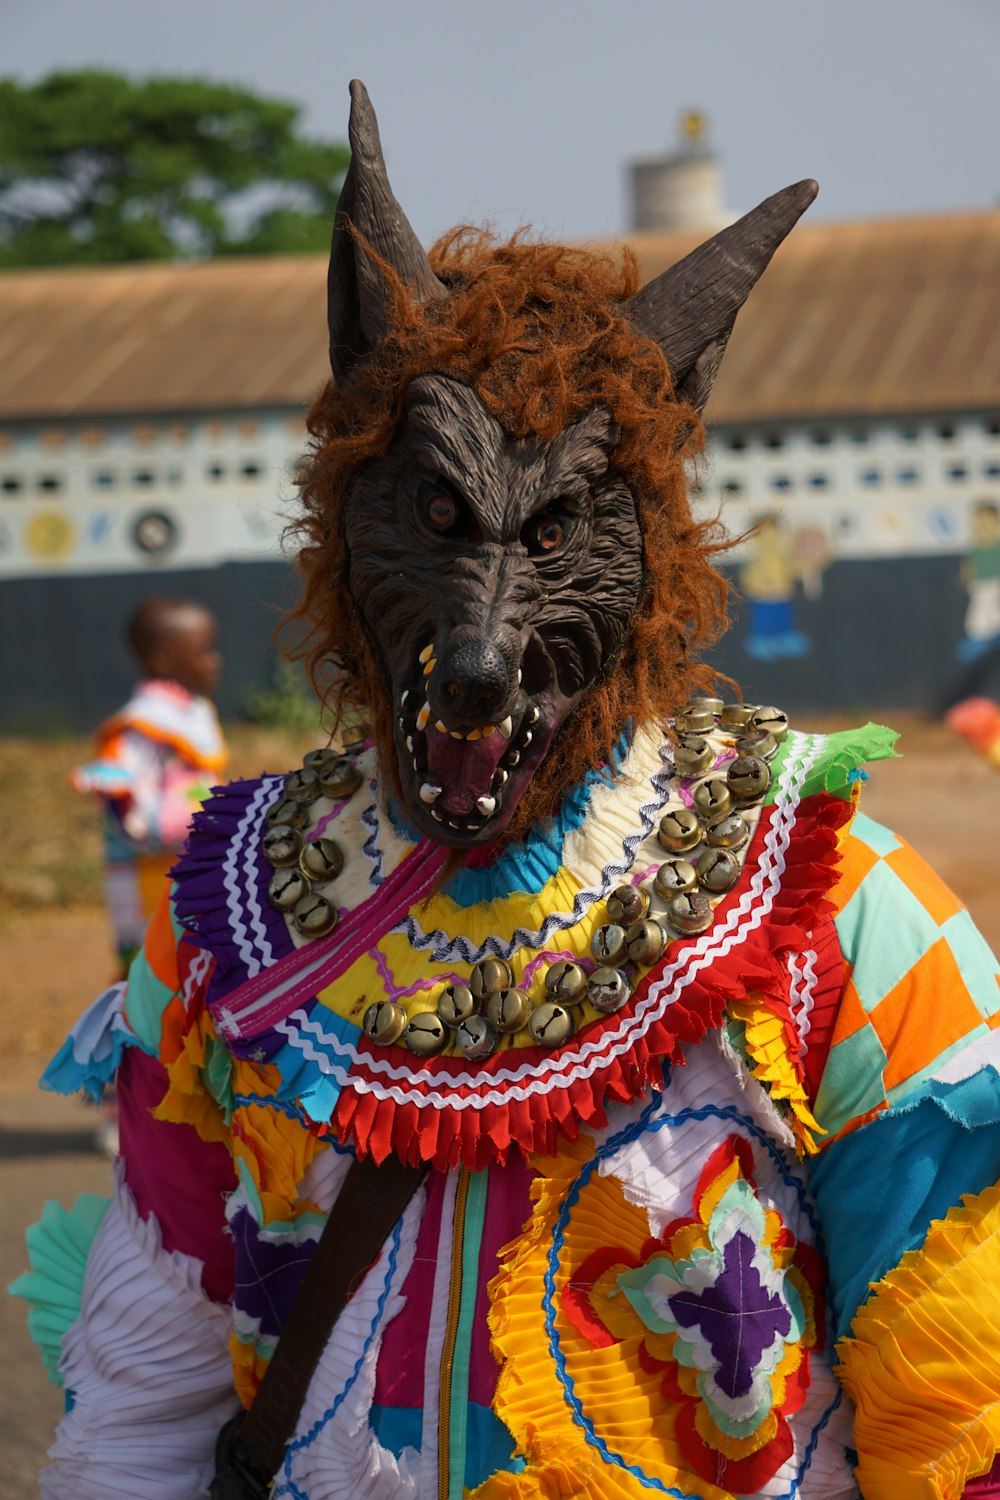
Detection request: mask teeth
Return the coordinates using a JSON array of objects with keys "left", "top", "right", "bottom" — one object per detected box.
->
[
  {"left": 416, "top": 703, "right": 430, "bottom": 732},
  {"left": 419, "top": 781, "right": 442, "bottom": 804}
]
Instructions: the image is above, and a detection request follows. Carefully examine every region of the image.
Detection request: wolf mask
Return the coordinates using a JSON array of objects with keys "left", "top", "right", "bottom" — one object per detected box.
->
[{"left": 293, "top": 81, "right": 816, "bottom": 850}]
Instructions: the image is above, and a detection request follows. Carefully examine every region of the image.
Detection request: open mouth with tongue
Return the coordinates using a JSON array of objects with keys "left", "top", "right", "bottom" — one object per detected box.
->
[{"left": 394, "top": 643, "right": 548, "bottom": 845}]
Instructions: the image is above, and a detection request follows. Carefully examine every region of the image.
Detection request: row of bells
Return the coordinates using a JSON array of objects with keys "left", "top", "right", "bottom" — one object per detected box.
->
[
  {"left": 261, "top": 749, "right": 363, "bottom": 938},
  {"left": 360, "top": 700, "right": 786, "bottom": 1058}
]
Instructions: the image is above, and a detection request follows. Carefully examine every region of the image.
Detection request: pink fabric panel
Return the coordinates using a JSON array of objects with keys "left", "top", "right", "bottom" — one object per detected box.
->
[
  {"left": 469, "top": 1156, "right": 535, "bottom": 1405},
  {"left": 966, "top": 1456, "right": 1000, "bottom": 1496},
  {"left": 118, "top": 1046, "right": 237, "bottom": 1304},
  {"left": 372, "top": 1168, "right": 446, "bottom": 1407}
]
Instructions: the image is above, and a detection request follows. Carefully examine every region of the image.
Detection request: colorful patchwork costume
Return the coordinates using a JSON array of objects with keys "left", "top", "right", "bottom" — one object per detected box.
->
[{"left": 16, "top": 83, "right": 1000, "bottom": 1500}]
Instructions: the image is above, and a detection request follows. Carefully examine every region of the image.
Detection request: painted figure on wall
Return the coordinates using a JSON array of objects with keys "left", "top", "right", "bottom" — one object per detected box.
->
[
  {"left": 957, "top": 499, "right": 1000, "bottom": 661},
  {"left": 739, "top": 512, "right": 830, "bottom": 661}
]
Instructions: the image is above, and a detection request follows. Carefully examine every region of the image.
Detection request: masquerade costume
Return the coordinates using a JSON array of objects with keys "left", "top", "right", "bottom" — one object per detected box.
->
[{"left": 16, "top": 84, "right": 1000, "bottom": 1500}]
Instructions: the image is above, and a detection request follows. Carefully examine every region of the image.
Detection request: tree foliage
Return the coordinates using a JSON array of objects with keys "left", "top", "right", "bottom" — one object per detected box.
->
[{"left": 0, "top": 70, "right": 350, "bottom": 267}]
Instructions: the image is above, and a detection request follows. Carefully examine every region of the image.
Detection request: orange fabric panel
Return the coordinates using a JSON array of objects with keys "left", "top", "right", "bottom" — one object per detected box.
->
[
  {"left": 873, "top": 938, "right": 985, "bottom": 1092},
  {"left": 141, "top": 886, "right": 181, "bottom": 993},
  {"left": 884, "top": 844, "right": 965, "bottom": 929}
]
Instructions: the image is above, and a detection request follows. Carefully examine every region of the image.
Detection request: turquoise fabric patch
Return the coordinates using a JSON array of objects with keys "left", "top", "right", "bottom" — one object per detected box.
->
[
  {"left": 941, "top": 908, "right": 1000, "bottom": 1019},
  {"left": 809, "top": 1071, "right": 1000, "bottom": 1337},
  {"left": 9, "top": 1193, "right": 112, "bottom": 1386},
  {"left": 813, "top": 1025, "right": 887, "bottom": 1138},
  {"left": 835, "top": 859, "right": 941, "bottom": 1011},
  {"left": 41, "top": 980, "right": 136, "bottom": 1102},
  {"left": 368, "top": 1402, "right": 523, "bottom": 1487}
]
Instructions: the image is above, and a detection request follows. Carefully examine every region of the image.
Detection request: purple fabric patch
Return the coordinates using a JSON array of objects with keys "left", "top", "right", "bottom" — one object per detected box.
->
[
  {"left": 669, "top": 1229, "right": 791, "bottom": 1399},
  {"left": 230, "top": 1205, "right": 318, "bottom": 1339}
]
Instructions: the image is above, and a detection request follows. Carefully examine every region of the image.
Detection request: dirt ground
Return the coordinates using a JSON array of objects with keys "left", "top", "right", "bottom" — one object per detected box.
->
[{"left": 1, "top": 715, "right": 999, "bottom": 1485}]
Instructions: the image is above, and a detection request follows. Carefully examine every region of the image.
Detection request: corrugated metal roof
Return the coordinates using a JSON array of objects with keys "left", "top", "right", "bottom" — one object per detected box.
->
[{"left": 2, "top": 210, "right": 999, "bottom": 424}]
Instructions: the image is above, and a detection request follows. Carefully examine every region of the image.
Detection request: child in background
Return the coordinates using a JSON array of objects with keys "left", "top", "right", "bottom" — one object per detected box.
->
[{"left": 73, "top": 597, "right": 227, "bottom": 972}]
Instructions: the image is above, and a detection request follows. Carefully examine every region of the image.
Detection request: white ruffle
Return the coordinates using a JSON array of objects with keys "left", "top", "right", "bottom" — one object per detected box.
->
[
  {"left": 41, "top": 1163, "right": 237, "bottom": 1500},
  {"left": 275, "top": 1179, "right": 426, "bottom": 1500}
]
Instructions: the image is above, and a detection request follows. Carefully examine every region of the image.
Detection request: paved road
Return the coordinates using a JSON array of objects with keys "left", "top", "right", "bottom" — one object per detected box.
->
[{"left": 1, "top": 1089, "right": 111, "bottom": 1492}]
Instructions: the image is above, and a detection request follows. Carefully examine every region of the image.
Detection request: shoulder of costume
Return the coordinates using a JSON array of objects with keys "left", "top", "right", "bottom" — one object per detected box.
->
[{"left": 164, "top": 721, "right": 901, "bottom": 1171}]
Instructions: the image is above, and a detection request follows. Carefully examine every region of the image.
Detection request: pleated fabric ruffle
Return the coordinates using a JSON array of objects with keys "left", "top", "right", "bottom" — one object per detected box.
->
[
  {"left": 477, "top": 1043, "right": 857, "bottom": 1499},
  {"left": 9, "top": 1192, "right": 111, "bottom": 1385},
  {"left": 838, "top": 1180, "right": 1000, "bottom": 1499},
  {"left": 275, "top": 1177, "right": 425, "bottom": 1500},
  {"left": 40, "top": 1164, "right": 237, "bottom": 1500}
]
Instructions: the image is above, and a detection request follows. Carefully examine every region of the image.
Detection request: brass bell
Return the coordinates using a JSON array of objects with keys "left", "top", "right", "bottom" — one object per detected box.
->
[
  {"left": 693, "top": 778, "right": 732, "bottom": 821},
  {"left": 587, "top": 967, "right": 630, "bottom": 1014},
  {"left": 657, "top": 806, "right": 701, "bottom": 853},
  {"left": 750, "top": 706, "right": 789, "bottom": 743},
  {"left": 437, "top": 983, "right": 476, "bottom": 1028},
  {"left": 543, "top": 961, "right": 588, "bottom": 1005},
  {"left": 318, "top": 759, "right": 364, "bottom": 799},
  {"left": 527, "top": 1001, "right": 574, "bottom": 1047},
  {"left": 667, "top": 890, "right": 714, "bottom": 935},
  {"left": 455, "top": 1014, "right": 499, "bottom": 1061},
  {"left": 283, "top": 767, "right": 321, "bottom": 804},
  {"left": 303, "top": 746, "right": 342, "bottom": 770},
  {"left": 720, "top": 702, "right": 755, "bottom": 731},
  {"left": 469, "top": 957, "right": 514, "bottom": 1002},
  {"left": 404, "top": 1011, "right": 448, "bottom": 1057},
  {"left": 292, "top": 892, "right": 338, "bottom": 939},
  {"left": 262, "top": 824, "right": 303, "bottom": 869},
  {"left": 591, "top": 923, "right": 627, "bottom": 965},
  {"left": 736, "top": 728, "right": 777, "bottom": 762},
  {"left": 696, "top": 848, "right": 741, "bottom": 893},
  {"left": 363, "top": 1000, "right": 408, "bottom": 1046},
  {"left": 674, "top": 737, "right": 715, "bottom": 777},
  {"left": 728, "top": 754, "right": 772, "bottom": 804},
  {"left": 625, "top": 917, "right": 667, "bottom": 965},
  {"left": 486, "top": 988, "right": 533, "bottom": 1034},
  {"left": 266, "top": 796, "right": 308, "bottom": 829},
  {"left": 268, "top": 867, "right": 311, "bottom": 911},
  {"left": 300, "top": 836, "right": 345, "bottom": 883},
  {"left": 691, "top": 695, "right": 724, "bottom": 716},
  {"left": 675, "top": 705, "right": 715, "bottom": 735},
  {"left": 706, "top": 812, "right": 750, "bottom": 851},
  {"left": 654, "top": 858, "right": 698, "bottom": 897},
  {"left": 606, "top": 883, "right": 649, "bottom": 925}
]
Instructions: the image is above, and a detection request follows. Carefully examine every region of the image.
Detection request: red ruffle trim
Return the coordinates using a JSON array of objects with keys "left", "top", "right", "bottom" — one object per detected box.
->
[{"left": 329, "top": 790, "right": 854, "bottom": 1171}]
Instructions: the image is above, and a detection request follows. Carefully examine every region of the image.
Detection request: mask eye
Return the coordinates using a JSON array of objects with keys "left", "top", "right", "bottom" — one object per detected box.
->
[
  {"left": 535, "top": 517, "right": 564, "bottom": 551},
  {"left": 427, "top": 493, "right": 457, "bottom": 531},
  {"left": 523, "top": 506, "right": 571, "bottom": 556}
]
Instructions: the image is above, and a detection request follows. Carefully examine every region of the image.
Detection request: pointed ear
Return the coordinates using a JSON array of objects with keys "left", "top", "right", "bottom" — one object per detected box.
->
[
  {"left": 327, "top": 80, "right": 446, "bottom": 382},
  {"left": 625, "top": 179, "right": 818, "bottom": 413}
]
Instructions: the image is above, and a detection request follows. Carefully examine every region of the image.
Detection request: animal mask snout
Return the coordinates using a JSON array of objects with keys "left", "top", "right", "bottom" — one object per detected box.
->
[{"left": 429, "top": 627, "right": 517, "bottom": 723}]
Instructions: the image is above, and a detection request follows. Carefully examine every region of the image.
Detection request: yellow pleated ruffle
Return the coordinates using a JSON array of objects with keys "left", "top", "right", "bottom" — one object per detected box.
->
[
  {"left": 728, "top": 996, "right": 824, "bottom": 1157},
  {"left": 473, "top": 1138, "right": 734, "bottom": 1500},
  {"left": 153, "top": 1006, "right": 229, "bottom": 1146},
  {"left": 837, "top": 1181, "right": 1000, "bottom": 1499},
  {"left": 230, "top": 1100, "right": 326, "bottom": 1222}
]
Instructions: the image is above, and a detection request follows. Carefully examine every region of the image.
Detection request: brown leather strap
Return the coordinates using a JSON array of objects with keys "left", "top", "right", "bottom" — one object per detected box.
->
[{"left": 211, "top": 1152, "right": 427, "bottom": 1496}]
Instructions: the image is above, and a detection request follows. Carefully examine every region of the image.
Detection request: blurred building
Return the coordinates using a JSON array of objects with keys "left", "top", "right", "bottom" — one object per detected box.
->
[{"left": 2, "top": 208, "right": 1000, "bottom": 727}]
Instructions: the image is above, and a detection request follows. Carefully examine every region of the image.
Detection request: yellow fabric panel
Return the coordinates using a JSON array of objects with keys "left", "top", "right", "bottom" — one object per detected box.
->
[{"left": 837, "top": 1181, "right": 1000, "bottom": 1499}]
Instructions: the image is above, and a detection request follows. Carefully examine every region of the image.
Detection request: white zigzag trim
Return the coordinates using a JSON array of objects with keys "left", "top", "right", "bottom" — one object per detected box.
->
[
  {"left": 223, "top": 774, "right": 283, "bottom": 979},
  {"left": 273, "top": 733, "right": 823, "bottom": 1109},
  {"left": 787, "top": 948, "right": 819, "bottom": 1056}
]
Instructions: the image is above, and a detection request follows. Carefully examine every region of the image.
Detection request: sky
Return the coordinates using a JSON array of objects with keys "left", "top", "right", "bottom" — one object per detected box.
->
[{"left": 3, "top": 0, "right": 999, "bottom": 244}]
